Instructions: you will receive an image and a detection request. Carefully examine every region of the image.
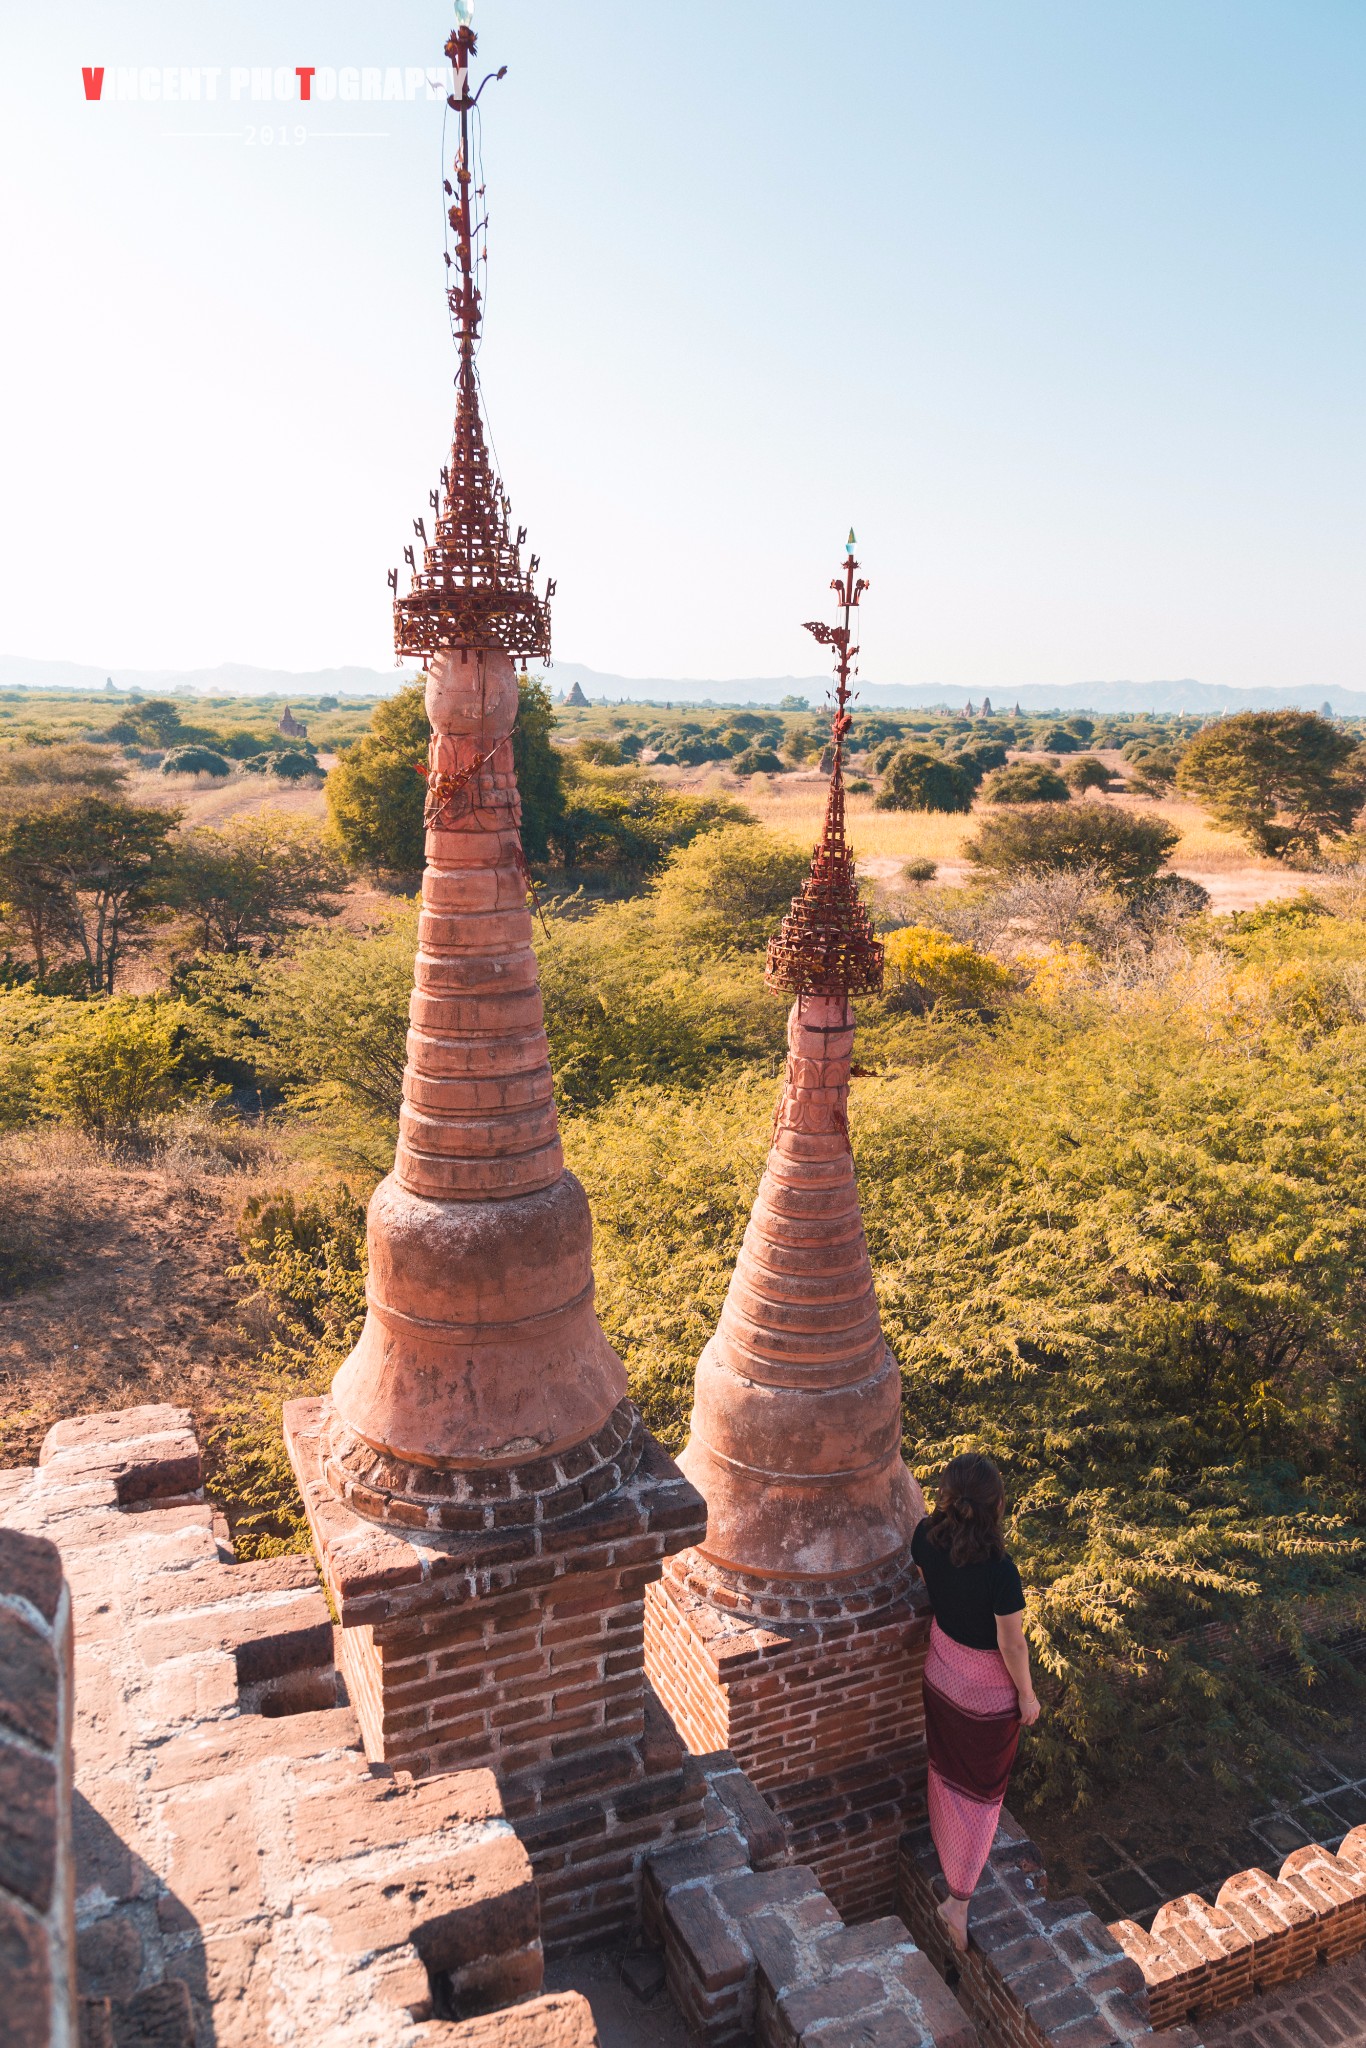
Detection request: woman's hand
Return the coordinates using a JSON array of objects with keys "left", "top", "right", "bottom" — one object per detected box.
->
[{"left": 995, "top": 1610, "right": 1039, "bottom": 1725}]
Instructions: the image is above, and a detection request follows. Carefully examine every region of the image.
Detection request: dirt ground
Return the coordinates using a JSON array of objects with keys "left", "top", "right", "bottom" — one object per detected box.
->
[{"left": 0, "top": 1133, "right": 269, "bottom": 1471}]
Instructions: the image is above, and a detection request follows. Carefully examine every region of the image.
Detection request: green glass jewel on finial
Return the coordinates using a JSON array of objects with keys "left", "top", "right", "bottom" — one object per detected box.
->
[{"left": 846, "top": 528, "right": 856, "bottom": 555}]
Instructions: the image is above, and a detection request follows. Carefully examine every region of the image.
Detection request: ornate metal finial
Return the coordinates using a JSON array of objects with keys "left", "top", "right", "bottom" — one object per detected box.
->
[
  {"left": 392, "top": 7, "right": 551, "bottom": 666},
  {"left": 764, "top": 538, "right": 884, "bottom": 999}
]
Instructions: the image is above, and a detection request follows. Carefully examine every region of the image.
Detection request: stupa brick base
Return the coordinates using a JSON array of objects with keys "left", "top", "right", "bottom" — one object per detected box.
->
[
  {"left": 287, "top": 1396, "right": 709, "bottom": 1953},
  {"left": 645, "top": 1551, "right": 931, "bottom": 1920}
]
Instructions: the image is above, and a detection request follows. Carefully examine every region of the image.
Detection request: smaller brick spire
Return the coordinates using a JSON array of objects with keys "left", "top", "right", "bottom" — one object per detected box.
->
[{"left": 674, "top": 540, "right": 922, "bottom": 1618}]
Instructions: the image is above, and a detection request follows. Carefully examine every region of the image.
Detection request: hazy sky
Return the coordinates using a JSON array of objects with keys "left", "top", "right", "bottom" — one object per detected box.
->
[{"left": 1, "top": 2, "right": 1362, "bottom": 691}]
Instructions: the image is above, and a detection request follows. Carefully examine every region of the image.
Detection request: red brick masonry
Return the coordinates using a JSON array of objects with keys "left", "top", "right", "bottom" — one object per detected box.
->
[
  {"left": 0, "top": 1404, "right": 553, "bottom": 2047},
  {"left": 645, "top": 1792, "right": 977, "bottom": 2048},
  {"left": 1111, "top": 1831, "right": 1366, "bottom": 2027},
  {"left": 897, "top": 1809, "right": 1200, "bottom": 2048},
  {"left": 287, "top": 1393, "right": 711, "bottom": 1953},
  {"left": 645, "top": 1553, "right": 930, "bottom": 1917}
]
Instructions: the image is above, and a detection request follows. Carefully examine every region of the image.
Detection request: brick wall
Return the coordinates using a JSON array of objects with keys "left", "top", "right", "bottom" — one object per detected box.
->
[
  {"left": 288, "top": 1394, "right": 711, "bottom": 1955},
  {"left": 645, "top": 1562, "right": 929, "bottom": 1916},
  {"left": 0, "top": 1526, "right": 76, "bottom": 2048},
  {"left": 1111, "top": 1831, "right": 1366, "bottom": 2028},
  {"left": 898, "top": 1810, "right": 1198, "bottom": 2048},
  {"left": 343, "top": 1562, "right": 650, "bottom": 1779},
  {"left": 1, "top": 1404, "right": 558, "bottom": 2046}
]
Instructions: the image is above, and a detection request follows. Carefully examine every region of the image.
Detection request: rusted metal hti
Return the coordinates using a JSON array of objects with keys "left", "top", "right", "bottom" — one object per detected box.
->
[
  {"left": 765, "top": 536, "right": 885, "bottom": 1001},
  {"left": 390, "top": 9, "right": 554, "bottom": 682}
]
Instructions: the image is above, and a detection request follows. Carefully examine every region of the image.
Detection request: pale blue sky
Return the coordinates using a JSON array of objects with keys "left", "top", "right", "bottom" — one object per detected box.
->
[{"left": 0, "top": 2, "right": 1361, "bottom": 691}]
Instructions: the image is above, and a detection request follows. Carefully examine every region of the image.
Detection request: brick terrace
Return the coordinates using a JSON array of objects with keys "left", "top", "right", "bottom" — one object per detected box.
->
[{"left": 1199, "top": 1944, "right": 1366, "bottom": 2048}]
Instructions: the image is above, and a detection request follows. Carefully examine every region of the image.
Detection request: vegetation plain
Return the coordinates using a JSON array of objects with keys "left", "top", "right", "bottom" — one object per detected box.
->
[{"left": 5, "top": 682, "right": 1366, "bottom": 1832}]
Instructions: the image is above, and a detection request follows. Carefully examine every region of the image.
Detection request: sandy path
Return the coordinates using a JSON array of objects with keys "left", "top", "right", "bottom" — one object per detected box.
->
[{"left": 127, "top": 768, "right": 329, "bottom": 829}]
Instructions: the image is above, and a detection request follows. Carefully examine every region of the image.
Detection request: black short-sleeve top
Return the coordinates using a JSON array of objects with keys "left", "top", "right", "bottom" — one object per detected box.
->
[{"left": 911, "top": 1518, "right": 1026, "bottom": 1652}]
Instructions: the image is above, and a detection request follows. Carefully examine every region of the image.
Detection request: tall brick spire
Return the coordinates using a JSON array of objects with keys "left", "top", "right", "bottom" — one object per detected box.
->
[
  {"left": 315, "top": 4, "right": 630, "bottom": 1515},
  {"left": 674, "top": 538, "right": 921, "bottom": 1612}
]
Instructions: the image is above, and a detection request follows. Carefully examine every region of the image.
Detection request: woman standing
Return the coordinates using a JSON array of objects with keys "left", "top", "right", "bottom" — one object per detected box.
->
[{"left": 911, "top": 1453, "right": 1040, "bottom": 1953}]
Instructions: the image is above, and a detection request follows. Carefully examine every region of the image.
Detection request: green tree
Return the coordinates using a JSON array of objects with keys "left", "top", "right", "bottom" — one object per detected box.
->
[
  {"left": 1122, "top": 743, "right": 1183, "bottom": 796},
  {"left": 1063, "top": 756, "right": 1115, "bottom": 793},
  {"left": 512, "top": 675, "right": 566, "bottom": 861},
  {"left": 267, "top": 751, "right": 318, "bottom": 781},
  {"left": 99, "top": 697, "right": 212, "bottom": 750},
  {"left": 172, "top": 817, "right": 347, "bottom": 955},
  {"left": 953, "top": 740, "right": 1009, "bottom": 780},
  {"left": 36, "top": 998, "right": 214, "bottom": 1139},
  {"left": 1177, "top": 711, "right": 1366, "bottom": 857},
  {"left": 325, "top": 683, "right": 429, "bottom": 872},
  {"left": 965, "top": 803, "right": 1178, "bottom": 889},
  {"left": 1040, "top": 725, "right": 1082, "bottom": 753},
  {"left": 556, "top": 770, "right": 748, "bottom": 881},
  {"left": 0, "top": 796, "right": 181, "bottom": 992},
  {"left": 875, "top": 746, "right": 975, "bottom": 813},
  {"left": 650, "top": 824, "right": 810, "bottom": 951},
  {"left": 161, "top": 745, "right": 230, "bottom": 778},
  {"left": 983, "top": 763, "right": 1071, "bottom": 805}
]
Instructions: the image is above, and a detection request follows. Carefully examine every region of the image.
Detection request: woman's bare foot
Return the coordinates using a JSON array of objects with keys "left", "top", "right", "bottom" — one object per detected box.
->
[{"left": 938, "top": 1895, "right": 970, "bottom": 1953}]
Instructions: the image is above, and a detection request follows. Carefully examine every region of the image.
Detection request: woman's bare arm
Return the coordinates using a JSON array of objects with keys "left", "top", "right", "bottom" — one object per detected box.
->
[{"left": 996, "top": 1611, "right": 1040, "bottom": 1725}]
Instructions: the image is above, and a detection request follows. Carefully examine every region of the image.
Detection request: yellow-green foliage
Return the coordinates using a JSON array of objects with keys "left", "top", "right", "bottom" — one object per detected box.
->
[
  {"left": 882, "top": 924, "right": 1014, "bottom": 1013},
  {"left": 205, "top": 1186, "right": 368, "bottom": 1557},
  {"left": 648, "top": 823, "right": 810, "bottom": 951},
  {"left": 35, "top": 999, "right": 219, "bottom": 1139},
  {"left": 0, "top": 988, "right": 67, "bottom": 1126},
  {"left": 562, "top": 988, "right": 1366, "bottom": 1805}
]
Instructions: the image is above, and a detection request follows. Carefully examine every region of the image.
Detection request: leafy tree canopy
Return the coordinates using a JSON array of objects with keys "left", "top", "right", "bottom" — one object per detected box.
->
[
  {"left": 649, "top": 823, "right": 810, "bottom": 952},
  {"left": 875, "top": 746, "right": 976, "bottom": 813},
  {"left": 1178, "top": 711, "right": 1366, "bottom": 858},
  {"left": 1063, "top": 756, "right": 1114, "bottom": 793},
  {"left": 161, "top": 745, "right": 230, "bottom": 778},
  {"left": 172, "top": 817, "right": 347, "bottom": 956},
  {"left": 0, "top": 796, "right": 181, "bottom": 992},
  {"left": 325, "top": 682, "right": 429, "bottom": 874},
  {"left": 965, "top": 803, "right": 1179, "bottom": 890},
  {"left": 983, "top": 763, "right": 1072, "bottom": 805}
]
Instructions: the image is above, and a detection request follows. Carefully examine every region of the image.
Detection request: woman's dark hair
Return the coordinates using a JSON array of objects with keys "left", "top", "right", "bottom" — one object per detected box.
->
[{"left": 925, "top": 1452, "right": 1006, "bottom": 1568}]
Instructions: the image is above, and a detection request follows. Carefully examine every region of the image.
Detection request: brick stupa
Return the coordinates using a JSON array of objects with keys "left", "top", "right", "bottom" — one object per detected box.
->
[
  {"left": 645, "top": 542, "right": 930, "bottom": 1920},
  {"left": 284, "top": 10, "right": 706, "bottom": 1953}
]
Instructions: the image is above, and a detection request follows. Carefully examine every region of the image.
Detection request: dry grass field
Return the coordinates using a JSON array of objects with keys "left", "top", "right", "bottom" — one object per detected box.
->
[
  {"left": 658, "top": 754, "right": 1309, "bottom": 914},
  {"left": 132, "top": 735, "right": 1309, "bottom": 916},
  {"left": 127, "top": 763, "right": 331, "bottom": 829}
]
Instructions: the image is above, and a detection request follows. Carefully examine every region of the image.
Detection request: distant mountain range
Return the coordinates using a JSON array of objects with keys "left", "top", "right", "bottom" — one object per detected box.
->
[
  {"left": 546, "top": 665, "right": 1359, "bottom": 716},
  {"left": 1, "top": 653, "right": 1358, "bottom": 718},
  {"left": 0, "top": 656, "right": 419, "bottom": 700}
]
